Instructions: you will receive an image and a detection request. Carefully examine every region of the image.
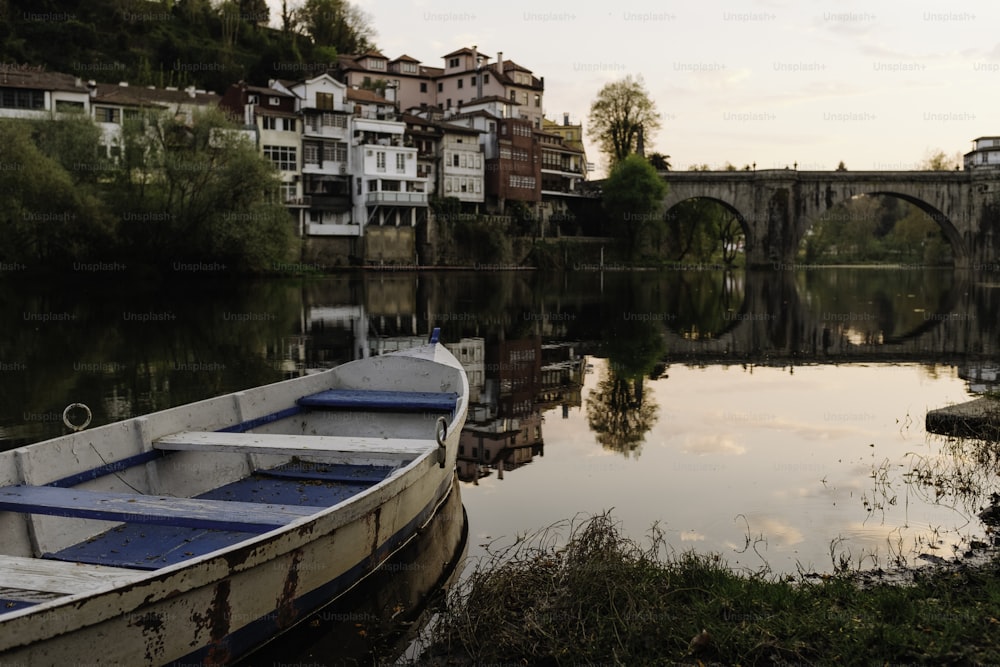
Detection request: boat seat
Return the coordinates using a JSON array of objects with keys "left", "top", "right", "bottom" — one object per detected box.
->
[
  {"left": 0, "top": 555, "right": 144, "bottom": 596},
  {"left": 154, "top": 431, "right": 433, "bottom": 464},
  {"left": 296, "top": 389, "right": 458, "bottom": 412},
  {"left": 0, "top": 485, "right": 317, "bottom": 533}
]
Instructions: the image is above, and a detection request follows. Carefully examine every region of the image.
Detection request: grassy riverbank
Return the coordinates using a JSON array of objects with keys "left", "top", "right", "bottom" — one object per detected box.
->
[{"left": 415, "top": 513, "right": 1000, "bottom": 665}]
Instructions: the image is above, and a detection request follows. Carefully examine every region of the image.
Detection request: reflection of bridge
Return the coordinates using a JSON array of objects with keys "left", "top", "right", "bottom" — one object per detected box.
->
[
  {"left": 663, "top": 170, "right": 1000, "bottom": 269},
  {"left": 658, "top": 273, "right": 998, "bottom": 364}
]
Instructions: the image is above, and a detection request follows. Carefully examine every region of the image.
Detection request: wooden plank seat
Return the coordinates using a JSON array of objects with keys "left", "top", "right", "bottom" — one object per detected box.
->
[
  {"left": 296, "top": 389, "right": 458, "bottom": 412},
  {"left": 154, "top": 431, "right": 433, "bottom": 464},
  {"left": 0, "top": 485, "right": 317, "bottom": 533},
  {"left": 0, "top": 555, "right": 144, "bottom": 597}
]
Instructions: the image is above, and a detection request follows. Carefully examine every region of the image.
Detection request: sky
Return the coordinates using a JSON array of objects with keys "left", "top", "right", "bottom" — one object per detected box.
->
[{"left": 267, "top": 0, "right": 1000, "bottom": 176}]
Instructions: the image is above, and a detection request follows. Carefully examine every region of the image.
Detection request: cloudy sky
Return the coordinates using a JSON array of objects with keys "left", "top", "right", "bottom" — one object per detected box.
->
[{"left": 269, "top": 0, "right": 998, "bottom": 175}]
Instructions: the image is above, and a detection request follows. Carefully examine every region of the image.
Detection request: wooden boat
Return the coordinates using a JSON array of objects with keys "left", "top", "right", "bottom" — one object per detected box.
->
[{"left": 0, "top": 332, "right": 468, "bottom": 666}]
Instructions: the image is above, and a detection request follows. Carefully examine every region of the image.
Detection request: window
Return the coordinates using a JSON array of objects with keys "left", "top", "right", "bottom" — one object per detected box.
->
[
  {"left": 321, "top": 113, "right": 347, "bottom": 128},
  {"left": 396, "top": 153, "right": 405, "bottom": 171},
  {"left": 457, "top": 79, "right": 463, "bottom": 89},
  {"left": 269, "top": 96, "right": 280, "bottom": 106},
  {"left": 304, "top": 143, "right": 320, "bottom": 165},
  {"left": 94, "top": 106, "right": 121, "bottom": 124},
  {"left": 470, "top": 76, "right": 476, "bottom": 86},
  {"left": 376, "top": 151, "right": 386, "bottom": 171},
  {"left": 534, "top": 94, "right": 540, "bottom": 108},
  {"left": 509, "top": 90, "right": 516, "bottom": 102},
  {"left": 281, "top": 117, "right": 296, "bottom": 132},
  {"left": 316, "top": 92, "right": 334, "bottom": 110},
  {"left": 453, "top": 154, "right": 459, "bottom": 167},
  {"left": 281, "top": 182, "right": 297, "bottom": 203},
  {"left": 446, "top": 98, "right": 451, "bottom": 109},
  {"left": 402, "top": 62, "right": 418, "bottom": 74},
  {"left": 460, "top": 153, "right": 467, "bottom": 168},
  {"left": 437, "top": 82, "right": 443, "bottom": 93},
  {"left": 484, "top": 74, "right": 489, "bottom": 84},
  {"left": 420, "top": 82, "right": 427, "bottom": 93},
  {"left": 263, "top": 145, "right": 297, "bottom": 171},
  {"left": 449, "top": 57, "right": 460, "bottom": 68},
  {"left": 324, "top": 142, "right": 347, "bottom": 162},
  {"left": 368, "top": 58, "right": 385, "bottom": 70},
  {"left": 262, "top": 116, "right": 276, "bottom": 130}
]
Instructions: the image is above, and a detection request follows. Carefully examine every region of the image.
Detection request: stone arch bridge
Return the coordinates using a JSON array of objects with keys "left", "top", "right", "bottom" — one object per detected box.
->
[{"left": 662, "top": 170, "right": 1000, "bottom": 269}]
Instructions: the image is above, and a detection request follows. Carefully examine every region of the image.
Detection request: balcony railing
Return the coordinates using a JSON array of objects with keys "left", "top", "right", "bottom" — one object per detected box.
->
[
  {"left": 285, "top": 195, "right": 351, "bottom": 209},
  {"left": 366, "top": 191, "right": 428, "bottom": 205}
]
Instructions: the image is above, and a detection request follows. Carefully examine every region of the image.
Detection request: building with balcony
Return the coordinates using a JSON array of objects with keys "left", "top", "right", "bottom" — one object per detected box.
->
[
  {"left": 334, "top": 46, "right": 544, "bottom": 129},
  {"left": 438, "top": 122, "right": 485, "bottom": 207},
  {"left": 287, "top": 74, "right": 355, "bottom": 237},
  {"left": 349, "top": 87, "right": 427, "bottom": 263}
]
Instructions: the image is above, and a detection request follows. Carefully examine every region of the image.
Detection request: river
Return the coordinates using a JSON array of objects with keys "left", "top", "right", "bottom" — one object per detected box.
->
[{"left": 1, "top": 267, "right": 997, "bottom": 663}]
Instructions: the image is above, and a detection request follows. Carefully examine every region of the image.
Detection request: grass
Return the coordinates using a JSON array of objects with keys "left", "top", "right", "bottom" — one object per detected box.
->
[{"left": 412, "top": 512, "right": 1000, "bottom": 666}]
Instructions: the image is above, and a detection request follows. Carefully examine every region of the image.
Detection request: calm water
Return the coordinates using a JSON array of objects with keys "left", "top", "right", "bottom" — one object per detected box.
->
[{"left": 1, "top": 268, "right": 998, "bottom": 658}]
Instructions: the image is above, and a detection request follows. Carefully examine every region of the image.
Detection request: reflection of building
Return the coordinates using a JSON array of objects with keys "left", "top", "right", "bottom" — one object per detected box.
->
[
  {"left": 537, "top": 342, "right": 585, "bottom": 418},
  {"left": 458, "top": 411, "right": 543, "bottom": 483},
  {"left": 458, "top": 335, "right": 545, "bottom": 482},
  {"left": 959, "top": 363, "right": 1000, "bottom": 393}
]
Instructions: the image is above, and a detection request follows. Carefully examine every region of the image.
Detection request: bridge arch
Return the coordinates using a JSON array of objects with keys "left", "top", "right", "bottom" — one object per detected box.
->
[
  {"left": 661, "top": 171, "right": 983, "bottom": 268},
  {"left": 662, "top": 196, "right": 755, "bottom": 260}
]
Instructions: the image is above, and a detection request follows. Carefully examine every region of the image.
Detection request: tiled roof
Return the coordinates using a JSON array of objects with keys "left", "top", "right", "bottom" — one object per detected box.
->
[
  {"left": 0, "top": 65, "right": 87, "bottom": 92},
  {"left": 346, "top": 87, "right": 391, "bottom": 104}
]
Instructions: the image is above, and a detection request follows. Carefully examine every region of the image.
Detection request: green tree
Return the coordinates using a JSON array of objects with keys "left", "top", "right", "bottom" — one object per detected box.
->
[
  {"left": 588, "top": 75, "right": 661, "bottom": 168},
  {"left": 601, "top": 154, "right": 666, "bottom": 258},
  {"left": 647, "top": 152, "right": 671, "bottom": 171},
  {"left": 296, "top": 0, "right": 376, "bottom": 53},
  {"left": 0, "top": 120, "right": 114, "bottom": 268},
  {"left": 111, "top": 108, "right": 296, "bottom": 272}
]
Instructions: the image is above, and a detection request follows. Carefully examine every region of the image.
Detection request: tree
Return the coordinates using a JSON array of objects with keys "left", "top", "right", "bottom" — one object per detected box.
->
[
  {"left": 921, "top": 149, "right": 961, "bottom": 171},
  {"left": 110, "top": 108, "right": 296, "bottom": 272},
  {"left": 601, "top": 154, "right": 666, "bottom": 258},
  {"left": 647, "top": 152, "right": 671, "bottom": 171},
  {"left": 0, "top": 120, "right": 114, "bottom": 267},
  {"left": 588, "top": 75, "right": 661, "bottom": 168},
  {"left": 296, "top": 0, "right": 376, "bottom": 53}
]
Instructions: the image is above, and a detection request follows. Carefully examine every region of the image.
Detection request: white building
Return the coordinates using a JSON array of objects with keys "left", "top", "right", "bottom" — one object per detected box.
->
[
  {"left": 438, "top": 121, "right": 485, "bottom": 205},
  {"left": 964, "top": 137, "right": 1000, "bottom": 170},
  {"left": 348, "top": 87, "right": 427, "bottom": 229},
  {"left": 287, "top": 74, "right": 355, "bottom": 236},
  {"left": 0, "top": 65, "right": 92, "bottom": 119}
]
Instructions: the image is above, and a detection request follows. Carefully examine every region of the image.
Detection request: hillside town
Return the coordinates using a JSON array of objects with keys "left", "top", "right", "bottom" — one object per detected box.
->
[{"left": 0, "top": 47, "right": 592, "bottom": 266}]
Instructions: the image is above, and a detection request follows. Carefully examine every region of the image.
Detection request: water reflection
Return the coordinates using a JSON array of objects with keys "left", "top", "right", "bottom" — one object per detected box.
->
[{"left": 2, "top": 269, "right": 999, "bottom": 578}]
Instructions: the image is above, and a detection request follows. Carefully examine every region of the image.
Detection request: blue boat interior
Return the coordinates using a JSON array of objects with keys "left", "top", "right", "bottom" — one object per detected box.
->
[
  {"left": 0, "top": 382, "right": 458, "bottom": 610},
  {"left": 16, "top": 463, "right": 395, "bottom": 572}
]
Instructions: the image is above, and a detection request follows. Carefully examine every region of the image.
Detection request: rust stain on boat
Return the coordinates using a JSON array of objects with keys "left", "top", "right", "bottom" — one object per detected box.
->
[
  {"left": 191, "top": 580, "right": 232, "bottom": 664},
  {"left": 277, "top": 549, "right": 303, "bottom": 629}
]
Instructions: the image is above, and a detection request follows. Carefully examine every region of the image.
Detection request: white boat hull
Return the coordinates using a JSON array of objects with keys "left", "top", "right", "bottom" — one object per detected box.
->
[{"left": 0, "top": 342, "right": 468, "bottom": 665}]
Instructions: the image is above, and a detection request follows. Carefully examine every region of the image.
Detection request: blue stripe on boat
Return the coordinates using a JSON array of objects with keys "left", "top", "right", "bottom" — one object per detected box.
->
[
  {"left": 296, "top": 389, "right": 458, "bottom": 412},
  {"left": 0, "top": 599, "right": 37, "bottom": 613},
  {"left": 217, "top": 406, "right": 303, "bottom": 433},
  {"left": 45, "top": 449, "right": 166, "bottom": 489}
]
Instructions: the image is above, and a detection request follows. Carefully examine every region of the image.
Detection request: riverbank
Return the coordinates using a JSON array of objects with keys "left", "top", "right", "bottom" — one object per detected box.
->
[
  {"left": 927, "top": 397, "right": 1000, "bottom": 440},
  {"left": 412, "top": 513, "right": 1000, "bottom": 665}
]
